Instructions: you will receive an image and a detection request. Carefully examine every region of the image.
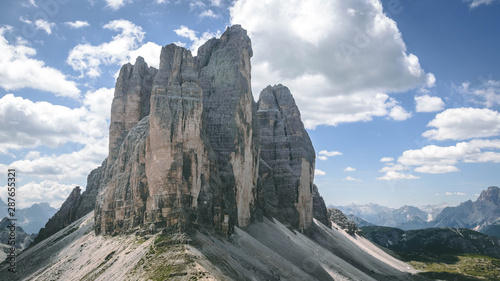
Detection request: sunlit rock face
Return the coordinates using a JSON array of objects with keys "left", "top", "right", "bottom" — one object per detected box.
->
[{"left": 39, "top": 25, "right": 325, "bottom": 238}]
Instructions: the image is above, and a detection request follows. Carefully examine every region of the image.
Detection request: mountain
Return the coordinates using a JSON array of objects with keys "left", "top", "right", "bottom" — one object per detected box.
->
[
  {"left": 361, "top": 226, "right": 500, "bottom": 260},
  {"left": 431, "top": 186, "right": 500, "bottom": 237},
  {"left": 334, "top": 203, "right": 447, "bottom": 230},
  {"left": 0, "top": 25, "right": 427, "bottom": 280},
  {"left": 0, "top": 198, "right": 56, "bottom": 235}
]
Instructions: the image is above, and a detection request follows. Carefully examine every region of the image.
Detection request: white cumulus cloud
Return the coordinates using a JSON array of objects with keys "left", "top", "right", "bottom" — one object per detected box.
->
[
  {"left": 422, "top": 108, "right": 500, "bottom": 141},
  {"left": 315, "top": 169, "right": 326, "bottom": 176},
  {"left": 230, "top": 0, "right": 435, "bottom": 128},
  {"left": 0, "top": 181, "right": 77, "bottom": 209},
  {"left": 344, "top": 167, "right": 356, "bottom": 172},
  {"left": 398, "top": 139, "right": 500, "bottom": 174},
  {"left": 415, "top": 95, "right": 445, "bottom": 113},
  {"left": 67, "top": 20, "right": 162, "bottom": 77},
  {"left": 199, "top": 9, "right": 219, "bottom": 18},
  {"left": 0, "top": 88, "right": 113, "bottom": 154},
  {"left": 65, "top": 21, "right": 90, "bottom": 29},
  {"left": 377, "top": 171, "right": 420, "bottom": 181},
  {"left": 0, "top": 27, "right": 80, "bottom": 97},
  {"left": 173, "top": 25, "right": 221, "bottom": 55},
  {"left": 380, "top": 157, "right": 394, "bottom": 162}
]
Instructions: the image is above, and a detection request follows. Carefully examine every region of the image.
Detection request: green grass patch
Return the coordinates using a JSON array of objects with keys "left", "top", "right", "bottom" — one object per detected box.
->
[{"left": 410, "top": 254, "right": 500, "bottom": 281}]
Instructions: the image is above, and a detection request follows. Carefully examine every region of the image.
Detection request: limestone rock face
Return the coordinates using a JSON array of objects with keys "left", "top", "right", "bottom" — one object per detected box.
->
[
  {"left": 43, "top": 25, "right": 329, "bottom": 239},
  {"left": 95, "top": 117, "right": 149, "bottom": 235},
  {"left": 257, "top": 84, "right": 315, "bottom": 230},
  {"left": 108, "top": 57, "right": 157, "bottom": 167},
  {"left": 145, "top": 44, "right": 218, "bottom": 232},
  {"left": 312, "top": 184, "right": 331, "bottom": 228},
  {"left": 197, "top": 25, "right": 260, "bottom": 228}
]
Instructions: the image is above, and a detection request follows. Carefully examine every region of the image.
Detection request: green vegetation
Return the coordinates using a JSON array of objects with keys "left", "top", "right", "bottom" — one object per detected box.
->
[{"left": 409, "top": 254, "right": 500, "bottom": 281}]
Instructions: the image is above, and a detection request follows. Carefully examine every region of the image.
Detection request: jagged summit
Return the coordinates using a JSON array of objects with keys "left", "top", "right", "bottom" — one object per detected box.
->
[
  {"left": 13, "top": 25, "right": 427, "bottom": 281},
  {"left": 30, "top": 24, "right": 323, "bottom": 238},
  {"left": 478, "top": 186, "right": 500, "bottom": 204}
]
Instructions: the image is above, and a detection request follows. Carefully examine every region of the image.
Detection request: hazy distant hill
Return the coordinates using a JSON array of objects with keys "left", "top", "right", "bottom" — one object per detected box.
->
[
  {"left": 0, "top": 199, "right": 57, "bottom": 234},
  {"left": 333, "top": 203, "right": 449, "bottom": 230}
]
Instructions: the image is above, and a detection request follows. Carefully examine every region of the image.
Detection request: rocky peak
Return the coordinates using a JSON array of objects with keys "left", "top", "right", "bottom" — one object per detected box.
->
[
  {"left": 108, "top": 56, "right": 157, "bottom": 167},
  {"left": 257, "top": 84, "right": 315, "bottom": 230},
  {"left": 478, "top": 186, "right": 500, "bottom": 205},
  {"left": 42, "top": 25, "right": 327, "bottom": 239}
]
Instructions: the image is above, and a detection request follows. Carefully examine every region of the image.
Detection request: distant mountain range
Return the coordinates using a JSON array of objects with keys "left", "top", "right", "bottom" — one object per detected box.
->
[
  {"left": 0, "top": 199, "right": 57, "bottom": 234},
  {"left": 432, "top": 186, "right": 500, "bottom": 235},
  {"left": 334, "top": 186, "right": 500, "bottom": 237},
  {"left": 332, "top": 202, "right": 449, "bottom": 231}
]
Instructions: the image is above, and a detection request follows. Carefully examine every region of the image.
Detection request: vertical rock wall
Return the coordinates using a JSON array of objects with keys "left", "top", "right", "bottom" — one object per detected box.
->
[
  {"left": 197, "top": 25, "right": 260, "bottom": 228},
  {"left": 257, "top": 85, "right": 315, "bottom": 230}
]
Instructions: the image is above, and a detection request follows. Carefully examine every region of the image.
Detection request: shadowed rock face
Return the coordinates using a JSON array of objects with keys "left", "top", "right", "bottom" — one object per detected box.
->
[
  {"left": 257, "top": 85, "right": 316, "bottom": 230},
  {"left": 39, "top": 25, "right": 327, "bottom": 240}
]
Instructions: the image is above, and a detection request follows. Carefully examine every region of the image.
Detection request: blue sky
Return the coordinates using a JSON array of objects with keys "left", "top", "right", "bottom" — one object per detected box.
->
[{"left": 0, "top": 0, "right": 499, "bottom": 209}]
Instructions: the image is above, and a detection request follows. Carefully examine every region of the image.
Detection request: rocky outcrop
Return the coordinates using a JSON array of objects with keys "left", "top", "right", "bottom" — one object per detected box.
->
[
  {"left": 312, "top": 184, "right": 331, "bottom": 227},
  {"left": 34, "top": 186, "right": 82, "bottom": 244},
  {"left": 44, "top": 25, "right": 324, "bottom": 238},
  {"left": 198, "top": 25, "right": 260, "bottom": 229},
  {"left": 328, "top": 208, "right": 361, "bottom": 235},
  {"left": 34, "top": 162, "right": 107, "bottom": 244},
  {"left": 257, "top": 84, "right": 315, "bottom": 230},
  {"left": 108, "top": 57, "right": 157, "bottom": 167}
]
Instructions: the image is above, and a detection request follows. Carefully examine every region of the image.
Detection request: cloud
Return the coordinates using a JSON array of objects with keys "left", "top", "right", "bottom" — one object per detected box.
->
[
  {"left": 0, "top": 88, "right": 113, "bottom": 154},
  {"left": 19, "top": 18, "right": 56, "bottom": 35},
  {"left": 415, "top": 95, "right": 445, "bottom": 112},
  {"left": 230, "top": 0, "right": 435, "bottom": 128},
  {"left": 414, "top": 165, "right": 460, "bottom": 174},
  {"left": 0, "top": 181, "right": 76, "bottom": 209},
  {"left": 389, "top": 105, "right": 412, "bottom": 121},
  {"left": 379, "top": 164, "right": 409, "bottom": 173},
  {"left": 127, "top": 41, "right": 162, "bottom": 69},
  {"left": 344, "top": 176, "right": 361, "bottom": 182},
  {"left": 422, "top": 108, "right": 500, "bottom": 141},
  {"left": 68, "top": 20, "right": 159, "bottom": 77},
  {"left": 459, "top": 80, "right": 500, "bottom": 107},
  {"left": 445, "top": 192, "right": 467, "bottom": 196},
  {"left": 199, "top": 9, "right": 219, "bottom": 18},
  {"left": 380, "top": 157, "right": 394, "bottom": 162},
  {"left": 466, "top": 0, "right": 499, "bottom": 8},
  {"left": 106, "top": 0, "right": 131, "bottom": 10},
  {"left": 173, "top": 25, "right": 221, "bottom": 55},
  {"left": 315, "top": 169, "right": 326, "bottom": 176},
  {"left": 209, "top": 0, "right": 222, "bottom": 6},
  {"left": 376, "top": 171, "right": 420, "bottom": 181},
  {"left": 318, "top": 150, "right": 342, "bottom": 161},
  {"left": 7, "top": 137, "right": 108, "bottom": 182},
  {"left": 35, "top": 19, "right": 55, "bottom": 34},
  {"left": 344, "top": 167, "right": 356, "bottom": 172},
  {"left": 65, "top": 21, "right": 90, "bottom": 29},
  {"left": 0, "top": 27, "right": 80, "bottom": 97},
  {"left": 398, "top": 139, "right": 500, "bottom": 173}
]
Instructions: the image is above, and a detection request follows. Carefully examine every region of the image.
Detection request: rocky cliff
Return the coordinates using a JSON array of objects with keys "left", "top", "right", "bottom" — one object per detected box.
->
[
  {"left": 92, "top": 25, "right": 325, "bottom": 236},
  {"left": 35, "top": 25, "right": 327, "bottom": 243},
  {"left": 257, "top": 85, "right": 316, "bottom": 229}
]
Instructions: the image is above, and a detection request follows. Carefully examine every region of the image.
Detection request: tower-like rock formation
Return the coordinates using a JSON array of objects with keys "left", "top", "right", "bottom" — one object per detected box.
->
[
  {"left": 39, "top": 25, "right": 328, "bottom": 241},
  {"left": 257, "top": 85, "right": 315, "bottom": 230}
]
